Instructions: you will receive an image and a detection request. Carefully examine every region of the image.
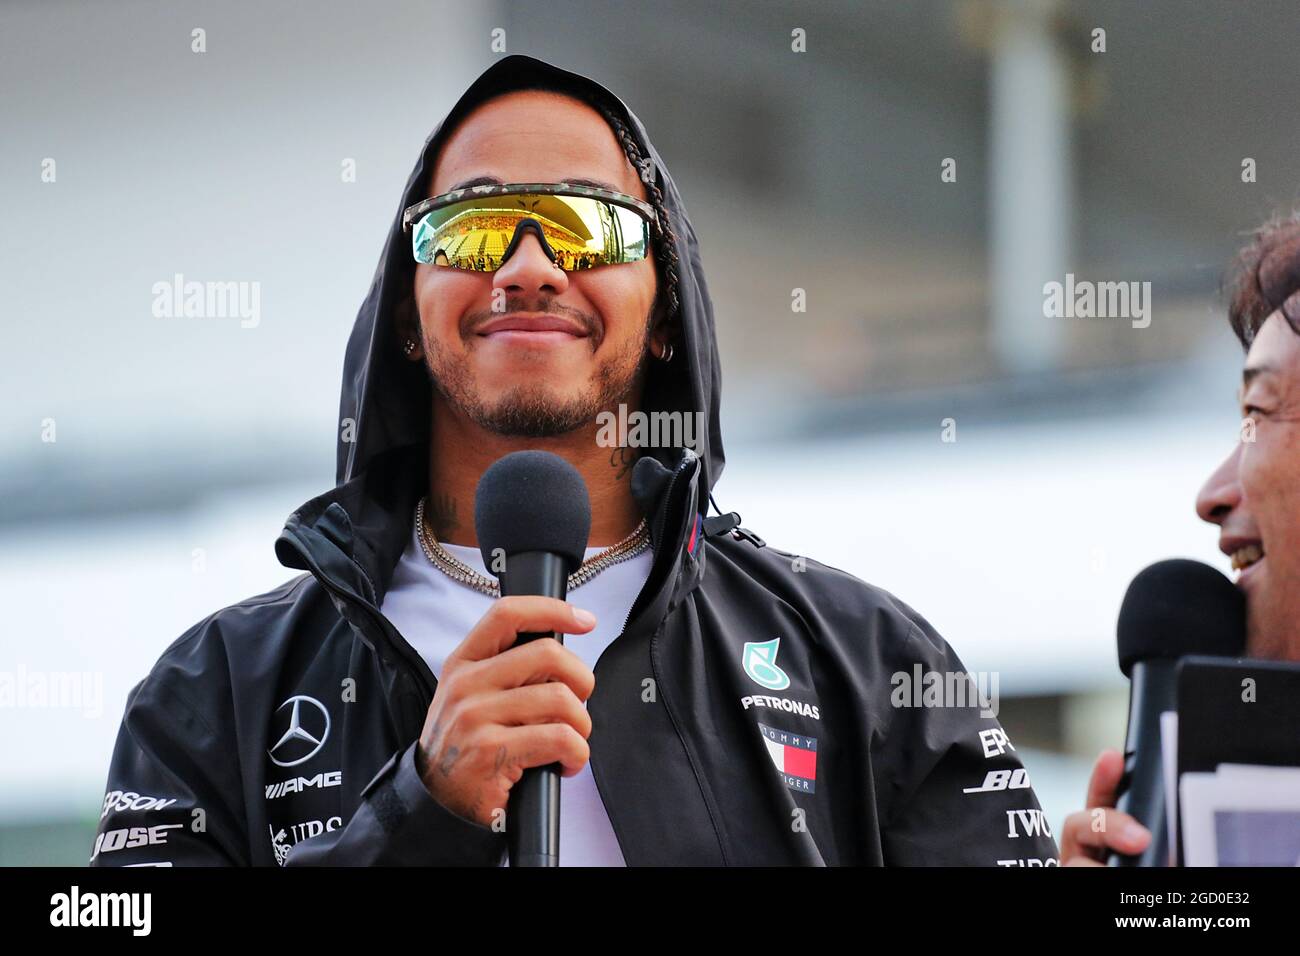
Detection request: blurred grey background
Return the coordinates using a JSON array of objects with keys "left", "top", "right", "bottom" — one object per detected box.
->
[{"left": 3, "top": 0, "right": 1295, "bottom": 864}]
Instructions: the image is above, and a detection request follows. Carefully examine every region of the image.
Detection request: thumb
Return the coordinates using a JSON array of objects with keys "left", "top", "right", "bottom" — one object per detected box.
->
[{"left": 1085, "top": 748, "right": 1125, "bottom": 809}]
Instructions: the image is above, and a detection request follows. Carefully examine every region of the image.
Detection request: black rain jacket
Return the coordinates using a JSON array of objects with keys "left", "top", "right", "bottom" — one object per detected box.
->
[{"left": 91, "top": 55, "right": 1059, "bottom": 867}]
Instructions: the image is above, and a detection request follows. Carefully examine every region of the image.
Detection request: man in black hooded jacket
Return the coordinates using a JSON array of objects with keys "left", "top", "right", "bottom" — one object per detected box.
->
[{"left": 91, "top": 55, "right": 1058, "bottom": 867}]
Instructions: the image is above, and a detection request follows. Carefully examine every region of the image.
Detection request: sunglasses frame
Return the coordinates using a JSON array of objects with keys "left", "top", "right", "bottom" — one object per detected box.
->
[{"left": 400, "top": 181, "right": 659, "bottom": 237}]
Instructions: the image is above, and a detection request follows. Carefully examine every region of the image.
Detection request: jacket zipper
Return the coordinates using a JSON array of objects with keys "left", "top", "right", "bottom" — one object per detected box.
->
[{"left": 284, "top": 527, "right": 438, "bottom": 700}]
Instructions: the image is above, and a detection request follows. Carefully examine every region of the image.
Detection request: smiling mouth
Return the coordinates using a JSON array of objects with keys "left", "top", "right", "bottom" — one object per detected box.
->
[
  {"left": 475, "top": 312, "right": 589, "bottom": 338},
  {"left": 1231, "top": 543, "right": 1265, "bottom": 572}
]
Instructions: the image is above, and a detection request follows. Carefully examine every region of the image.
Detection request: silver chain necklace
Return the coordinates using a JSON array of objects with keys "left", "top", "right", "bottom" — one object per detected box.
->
[{"left": 415, "top": 495, "right": 651, "bottom": 598}]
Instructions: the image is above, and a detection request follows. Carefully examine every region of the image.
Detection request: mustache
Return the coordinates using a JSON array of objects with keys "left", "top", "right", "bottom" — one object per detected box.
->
[{"left": 462, "top": 295, "right": 601, "bottom": 342}]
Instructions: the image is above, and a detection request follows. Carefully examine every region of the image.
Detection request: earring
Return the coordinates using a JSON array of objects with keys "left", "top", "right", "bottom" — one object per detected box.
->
[
  {"left": 403, "top": 339, "right": 416, "bottom": 355},
  {"left": 659, "top": 342, "right": 674, "bottom": 363}
]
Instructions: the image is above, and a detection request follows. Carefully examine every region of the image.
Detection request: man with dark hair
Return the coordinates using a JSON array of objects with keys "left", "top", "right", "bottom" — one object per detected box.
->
[
  {"left": 1060, "top": 212, "right": 1300, "bottom": 864},
  {"left": 92, "top": 55, "right": 1054, "bottom": 866}
]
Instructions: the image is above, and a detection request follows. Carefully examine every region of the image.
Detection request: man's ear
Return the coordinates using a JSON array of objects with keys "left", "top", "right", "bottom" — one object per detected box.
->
[
  {"left": 394, "top": 294, "right": 424, "bottom": 361},
  {"left": 648, "top": 294, "right": 679, "bottom": 361},
  {"left": 650, "top": 325, "right": 673, "bottom": 361}
]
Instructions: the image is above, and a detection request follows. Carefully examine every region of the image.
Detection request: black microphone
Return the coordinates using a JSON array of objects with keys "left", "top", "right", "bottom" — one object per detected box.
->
[
  {"left": 1109, "top": 559, "right": 1244, "bottom": 866},
  {"left": 475, "top": 450, "right": 591, "bottom": 868}
]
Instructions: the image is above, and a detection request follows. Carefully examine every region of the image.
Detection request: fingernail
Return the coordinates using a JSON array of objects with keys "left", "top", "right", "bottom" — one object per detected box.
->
[
  {"left": 1123, "top": 822, "right": 1149, "bottom": 845},
  {"left": 572, "top": 608, "right": 596, "bottom": 628}
]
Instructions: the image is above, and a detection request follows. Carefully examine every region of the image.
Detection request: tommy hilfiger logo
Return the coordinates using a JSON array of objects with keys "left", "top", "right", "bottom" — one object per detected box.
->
[
  {"left": 758, "top": 723, "right": 817, "bottom": 793},
  {"left": 742, "top": 638, "right": 790, "bottom": 691}
]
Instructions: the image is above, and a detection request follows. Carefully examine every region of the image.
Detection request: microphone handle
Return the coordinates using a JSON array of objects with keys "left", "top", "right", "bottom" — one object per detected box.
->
[
  {"left": 500, "top": 551, "right": 570, "bottom": 868},
  {"left": 1109, "top": 659, "right": 1176, "bottom": 867}
]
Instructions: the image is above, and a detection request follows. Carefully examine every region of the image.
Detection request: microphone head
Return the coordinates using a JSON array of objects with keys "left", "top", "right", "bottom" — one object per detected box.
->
[
  {"left": 474, "top": 450, "right": 592, "bottom": 575},
  {"left": 1117, "top": 559, "right": 1245, "bottom": 677}
]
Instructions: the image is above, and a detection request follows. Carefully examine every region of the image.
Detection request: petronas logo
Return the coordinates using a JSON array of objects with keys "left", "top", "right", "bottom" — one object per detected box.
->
[{"left": 742, "top": 638, "right": 790, "bottom": 691}]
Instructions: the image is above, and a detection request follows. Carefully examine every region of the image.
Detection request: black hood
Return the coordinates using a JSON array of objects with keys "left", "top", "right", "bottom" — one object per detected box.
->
[{"left": 334, "top": 54, "right": 725, "bottom": 496}]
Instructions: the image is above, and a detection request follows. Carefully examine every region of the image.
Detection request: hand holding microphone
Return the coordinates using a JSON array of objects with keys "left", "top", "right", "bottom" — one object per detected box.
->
[
  {"left": 1060, "top": 559, "right": 1244, "bottom": 866},
  {"left": 1059, "top": 748, "right": 1151, "bottom": 866},
  {"left": 414, "top": 596, "right": 597, "bottom": 829},
  {"left": 417, "top": 450, "right": 594, "bottom": 865}
]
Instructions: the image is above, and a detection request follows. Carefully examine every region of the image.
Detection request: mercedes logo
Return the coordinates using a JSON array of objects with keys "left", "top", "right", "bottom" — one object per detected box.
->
[{"left": 268, "top": 695, "right": 331, "bottom": 768}]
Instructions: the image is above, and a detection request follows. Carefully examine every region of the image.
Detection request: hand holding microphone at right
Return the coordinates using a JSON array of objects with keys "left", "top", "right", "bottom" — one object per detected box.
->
[
  {"left": 1059, "top": 749, "right": 1151, "bottom": 866},
  {"left": 413, "top": 596, "right": 598, "bottom": 828},
  {"left": 1061, "top": 559, "right": 1244, "bottom": 867}
]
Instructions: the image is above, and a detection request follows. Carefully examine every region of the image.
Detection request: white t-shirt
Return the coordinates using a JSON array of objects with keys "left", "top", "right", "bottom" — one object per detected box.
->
[{"left": 379, "top": 517, "right": 652, "bottom": 867}]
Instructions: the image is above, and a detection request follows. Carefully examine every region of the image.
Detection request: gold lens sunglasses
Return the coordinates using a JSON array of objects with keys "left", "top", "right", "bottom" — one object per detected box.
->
[{"left": 401, "top": 182, "right": 660, "bottom": 273}]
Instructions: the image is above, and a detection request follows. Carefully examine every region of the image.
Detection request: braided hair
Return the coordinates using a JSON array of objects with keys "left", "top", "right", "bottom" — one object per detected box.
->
[{"left": 571, "top": 91, "right": 682, "bottom": 342}]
